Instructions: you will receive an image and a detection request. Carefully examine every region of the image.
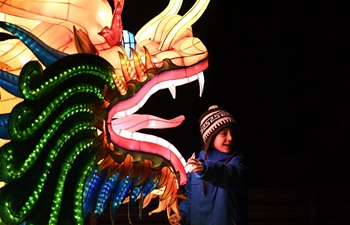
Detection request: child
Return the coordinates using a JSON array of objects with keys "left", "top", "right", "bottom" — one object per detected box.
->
[{"left": 169, "top": 105, "right": 248, "bottom": 225}]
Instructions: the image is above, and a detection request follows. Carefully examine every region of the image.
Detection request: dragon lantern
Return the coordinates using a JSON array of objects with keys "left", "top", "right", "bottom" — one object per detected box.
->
[{"left": 0, "top": 0, "right": 210, "bottom": 224}]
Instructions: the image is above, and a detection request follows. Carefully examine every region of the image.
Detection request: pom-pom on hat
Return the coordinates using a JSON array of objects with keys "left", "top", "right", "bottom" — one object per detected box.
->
[{"left": 199, "top": 105, "right": 237, "bottom": 151}]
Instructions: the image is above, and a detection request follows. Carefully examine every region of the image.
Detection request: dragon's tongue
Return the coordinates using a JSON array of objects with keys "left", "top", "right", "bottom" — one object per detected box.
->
[{"left": 111, "top": 114, "right": 185, "bottom": 132}]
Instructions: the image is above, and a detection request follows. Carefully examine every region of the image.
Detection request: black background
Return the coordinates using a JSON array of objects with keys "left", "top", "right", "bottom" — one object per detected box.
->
[
  {"left": 1, "top": 0, "right": 349, "bottom": 188},
  {"left": 118, "top": 0, "right": 350, "bottom": 188}
]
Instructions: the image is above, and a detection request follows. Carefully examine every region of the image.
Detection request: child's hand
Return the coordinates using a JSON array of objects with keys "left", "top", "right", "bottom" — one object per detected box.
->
[
  {"left": 184, "top": 152, "right": 196, "bottom": 173},
  {"left": 187, "top": 158, "right": 203, "bottom": 173},
  {"left": 169, "top": 214, "right": 181, "bottom": 225}
]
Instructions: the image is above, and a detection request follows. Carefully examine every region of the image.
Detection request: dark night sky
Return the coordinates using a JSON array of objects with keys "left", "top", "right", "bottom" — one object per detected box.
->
[
  {"left": 120, "top": 0, "right": 350, "bottom": 188},
  {"left": 1, "top": 1, "right": 349, "bottom": 188}
]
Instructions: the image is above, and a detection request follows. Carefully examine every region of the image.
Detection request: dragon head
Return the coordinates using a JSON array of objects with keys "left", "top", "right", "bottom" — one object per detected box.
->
[{"left": 0, "top": 0, "right": 210, "bottom": 224}]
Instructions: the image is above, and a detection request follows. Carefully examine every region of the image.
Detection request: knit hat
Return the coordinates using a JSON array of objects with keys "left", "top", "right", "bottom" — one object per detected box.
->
[{"left": 199, "top": 105, "right": 237, "bottom": 151}]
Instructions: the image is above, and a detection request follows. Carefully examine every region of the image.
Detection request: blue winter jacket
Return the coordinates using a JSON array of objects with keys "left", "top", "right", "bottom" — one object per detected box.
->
[{"left": 178, "top": 148, "right": 248, "bottom": 225}]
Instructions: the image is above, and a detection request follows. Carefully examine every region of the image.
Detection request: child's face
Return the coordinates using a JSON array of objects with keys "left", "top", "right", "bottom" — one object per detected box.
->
[{"left": 212, "top": 127, "right": 234, "bottom": 153}]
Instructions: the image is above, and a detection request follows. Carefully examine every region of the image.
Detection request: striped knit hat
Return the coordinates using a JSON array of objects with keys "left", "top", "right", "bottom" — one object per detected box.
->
[{"left": 199, "top": 105, "right": 237, "bottom": 151}]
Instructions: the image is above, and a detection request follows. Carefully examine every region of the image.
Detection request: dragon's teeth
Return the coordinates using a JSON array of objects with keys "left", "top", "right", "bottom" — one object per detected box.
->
[
  {"left": 120, "top": 129, "right": 131, "bottom": 138},
  {"left": 113, "top": 71, "right": 206, "bottom": 119},
  {"left": 125, "top": 104, "right": 139, "bottom": 116},
  {"left": 132, "top": 132, "right": 146, "bottom": 141},
  {"left": 173, "top": 78, "right": 187, "bottom": 86},
  {"left": 118, "top": 110, "right": 127, "bottom": 118},
  {"left": 144, "top": 133, "right": 158, "bottom": 143},
  {"left": 150, "top": 82, "right": 160, "bottom": 95},
  {"left": 188, "top": 75, "right": 197, "bottom": 82},
  {"left": 157, "top": 80, "right": 172, "bottom": 89},
  {"left": 138, "top": 92, "right": 149, "bottom": 110},
  {"left": 198, "top": 72, "right": 204, "bottom": 97},
  {"left": 168, "top": 86, "right": 176, "bottom": 99},
  {"left": 157, "top": 137, "right": 170, "bottom": 148},
  {"left": 169, "top": 144, "right": 181, "bottom": 158}
]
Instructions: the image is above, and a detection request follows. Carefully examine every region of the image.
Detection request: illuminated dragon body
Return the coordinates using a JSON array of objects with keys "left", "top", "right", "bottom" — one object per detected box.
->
[{"left": 0, "top": 0, "right": 209, "bottom": 224}]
